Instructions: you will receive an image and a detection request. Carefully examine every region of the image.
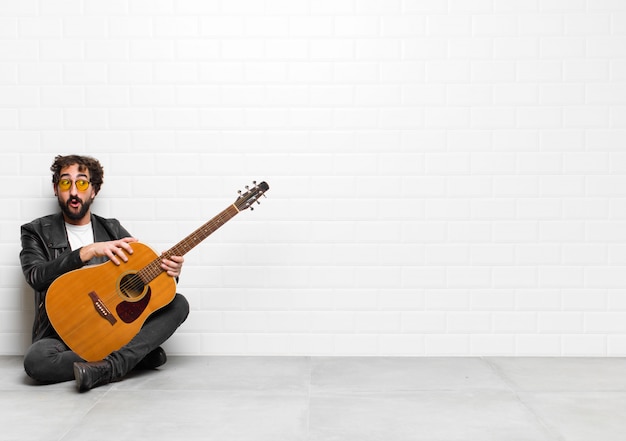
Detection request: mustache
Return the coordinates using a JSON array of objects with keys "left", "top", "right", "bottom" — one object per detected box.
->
[{"left": 66, "top": 196, "right": 83, "bottom": 205}]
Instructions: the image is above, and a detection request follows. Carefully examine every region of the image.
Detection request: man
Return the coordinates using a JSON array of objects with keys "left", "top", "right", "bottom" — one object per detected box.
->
[{"left": 20, "top": 154, "right": 189, "bottom": 392}]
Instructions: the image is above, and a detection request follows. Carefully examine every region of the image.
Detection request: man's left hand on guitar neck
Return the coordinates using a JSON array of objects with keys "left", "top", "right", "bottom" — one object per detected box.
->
[{"left": 160, "top": 254, "right": 184, "bottom": 278}]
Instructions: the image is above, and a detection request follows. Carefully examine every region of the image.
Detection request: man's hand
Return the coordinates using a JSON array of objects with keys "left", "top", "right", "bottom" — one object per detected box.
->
[
  {"left": 80, "top": 237, "right": 138, "bottom": 265},
  {"left": 161, "top": 254, "right": 184, "bottom": 278}
]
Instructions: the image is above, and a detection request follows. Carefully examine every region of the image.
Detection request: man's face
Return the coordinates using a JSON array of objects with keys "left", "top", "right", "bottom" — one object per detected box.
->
[{"left": 55, "top": 164, "right": 96, "bottom": 225}]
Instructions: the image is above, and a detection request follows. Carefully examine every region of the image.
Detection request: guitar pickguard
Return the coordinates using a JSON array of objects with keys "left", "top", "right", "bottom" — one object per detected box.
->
[{"left": 116, "top": 288, "right": 152, "bottom": 324}]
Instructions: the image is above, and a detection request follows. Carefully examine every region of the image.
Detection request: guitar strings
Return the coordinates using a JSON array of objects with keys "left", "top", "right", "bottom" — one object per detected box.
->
[{"left": 116, "top": 207, "right": 238, "bottom": 297}]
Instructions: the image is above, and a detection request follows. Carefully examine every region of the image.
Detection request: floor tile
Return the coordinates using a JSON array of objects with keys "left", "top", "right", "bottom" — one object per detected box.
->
[
  {"left": 0, "top": 389, "right": 107, "bottom": 441},
  {"left": 519, "top": 392, "right": 626, "bottom": 441},
  {"left": 114, "top": 355, "right": 311, "bottom": 392},
  {"left": 311, "top": 357, "right": 511, "bottom": 393},
  {"left": 308, "top": 390, "right": 558, "bottom": 441},
  {"left": 60, "top": 390, "right": 309, "bottom": 441},
  {"left": 488, "top": 357, "right": 626, "bottom": 391}
]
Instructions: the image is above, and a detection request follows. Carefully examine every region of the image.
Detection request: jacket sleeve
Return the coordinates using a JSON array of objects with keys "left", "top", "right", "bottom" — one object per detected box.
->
[{"left": 19, "top": 223, "right": 84, "bottom": 292}]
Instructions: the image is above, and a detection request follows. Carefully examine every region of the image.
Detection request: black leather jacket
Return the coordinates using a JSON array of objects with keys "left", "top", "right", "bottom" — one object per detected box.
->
[{"left": 19, "top": 213, "right": 131, "bottom": 343}]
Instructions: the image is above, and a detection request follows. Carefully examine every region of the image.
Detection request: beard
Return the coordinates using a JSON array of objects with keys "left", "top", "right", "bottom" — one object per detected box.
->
[{"left": 58, "top": 194, "right": 93, "bottom": 222}]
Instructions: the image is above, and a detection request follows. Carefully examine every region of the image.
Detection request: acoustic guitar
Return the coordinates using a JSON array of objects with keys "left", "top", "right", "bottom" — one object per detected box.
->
[{"left": 46, "top": 181, "right": 269, "bottom": 361}]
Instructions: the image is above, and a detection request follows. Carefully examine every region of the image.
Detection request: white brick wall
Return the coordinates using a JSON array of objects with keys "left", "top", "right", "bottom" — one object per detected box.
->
[{"left": 2, "top": 0, "right": 626, "bottom": 356}]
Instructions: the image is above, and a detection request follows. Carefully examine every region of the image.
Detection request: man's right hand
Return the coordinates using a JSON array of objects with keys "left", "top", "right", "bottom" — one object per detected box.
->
[{"left": 80, "top": 237, "right": 138, "bottom": 265}]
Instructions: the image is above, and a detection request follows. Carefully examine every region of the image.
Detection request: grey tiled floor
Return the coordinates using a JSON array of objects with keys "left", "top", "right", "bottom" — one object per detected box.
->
[{"left": 1, "top": 355, "right": 625, "bottom": 440}]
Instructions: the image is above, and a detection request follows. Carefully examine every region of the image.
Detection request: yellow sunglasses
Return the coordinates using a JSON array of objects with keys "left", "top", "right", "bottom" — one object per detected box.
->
[{"left": 58, "top": 179, "right": 91, "bottom": 192}]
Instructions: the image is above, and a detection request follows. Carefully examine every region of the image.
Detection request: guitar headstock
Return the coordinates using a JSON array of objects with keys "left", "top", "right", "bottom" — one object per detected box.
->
[{"left": 234, "top": 181, "right": 269, "bottom": 211}]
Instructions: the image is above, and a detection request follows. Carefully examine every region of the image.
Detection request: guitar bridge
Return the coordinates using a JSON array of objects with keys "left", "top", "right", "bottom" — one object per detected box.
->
[{"left": 88, "top": 291, "right": 117, "bottom": 326}]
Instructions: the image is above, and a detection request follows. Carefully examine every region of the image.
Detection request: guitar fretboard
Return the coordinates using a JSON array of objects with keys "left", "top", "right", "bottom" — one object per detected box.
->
[{"left": 137, "top": 204, "right": 240, "bottom": 284}]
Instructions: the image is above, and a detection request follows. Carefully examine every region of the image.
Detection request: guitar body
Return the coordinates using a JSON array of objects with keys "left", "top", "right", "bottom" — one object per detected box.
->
[{"left": 46, "top": 242, "right": 176, "bottom": 361}]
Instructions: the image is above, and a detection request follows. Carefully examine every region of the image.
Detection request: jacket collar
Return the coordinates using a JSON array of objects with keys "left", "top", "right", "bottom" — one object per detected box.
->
[
  {"left": 46, "top": 212, "right": 110, "bottom": 249},
  {"left": 45, "top": 213, "right": 70, "bottom": 249}
]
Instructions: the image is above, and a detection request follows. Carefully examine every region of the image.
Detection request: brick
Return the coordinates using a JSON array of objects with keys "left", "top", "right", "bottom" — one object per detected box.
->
[
  {"left": 471, "top": 245, "right": 515, "bottom": 265},
  {"left": 473, "top": 15, "right": 518, "bottom": 36},
  {"left": 539, "top": 312, "right": 584, "bottom": 332},
  {"left": 64, "top": 17, "right": 107, "bottom": 38},
  {"left": 20, "top": 109, "right": 63, "bottom": 129},
  {"left": 471, "top": 108, "right": 516, "bottom": 129},
  {"left": 0, "top": 41, "right": 39, "bottom": 61},
  {"left": 493, "top": 312, "right": 537, "bottom": 332},
  {"left": 494, "top": 176, "right": 539, "bottom": 197},
  {"left": 18, "top": 17, "right": 62, "bottom": 38},
  {"left": 520, "top": 13, "right": 563, "bottom": 35},
  {"left": 446, "top": 267, "right": 492, "bottom": 288},
  {"left": 447, "top": 85, "right": 492, "bottom": 106},
  {"left": 562, "top": 199, "right": 608, "bottom": 220},
  {"left": 472, "top": 61, "right": 516, "bottom": 82},
  {"left": 540, "top": 268, "right": 585, "bottom": 288},
  {"left": 561, "top": 335, "right": 607, "bottom": 356},
  {"left": 493, "top": 267, "right": 537, "bottom": 288},
  {"left": 518, "top": 61, "right": 561, "bottom": 82},
  {"left": 427, "top": 15, "right": 472, "bottom": 36},
  {"left": 562, "top": 290, "right": 607, "bottom": 310},
  {"left": 425, "top": 335, "right": 470, "bottom": 355},
  {"left": 516, "top": 335, "right": 562, "bottom": 356},
  {"left": 447, "top": 312, "right": 492, "bottom": 332}
]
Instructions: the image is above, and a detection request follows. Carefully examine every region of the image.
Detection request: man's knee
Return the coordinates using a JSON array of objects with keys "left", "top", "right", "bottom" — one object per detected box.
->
[
  {"left": 23, "top": 340, "right": 53, "bottom": 382},
  {"left": 23, "top": 338, "right": 76, "bottom": 383},
  {"left": 172, "top": 293, "right": 190, "bottom": 324}
]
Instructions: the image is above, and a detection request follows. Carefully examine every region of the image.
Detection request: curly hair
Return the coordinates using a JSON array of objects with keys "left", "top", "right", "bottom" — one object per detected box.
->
[{"left": 50, "top": 155, "right": 104, "bottom": 194}]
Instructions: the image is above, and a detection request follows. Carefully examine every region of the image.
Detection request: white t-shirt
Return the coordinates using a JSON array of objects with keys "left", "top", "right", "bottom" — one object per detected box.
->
[{"left": 65, "top": 222, "right": 95, "bottom": 251}]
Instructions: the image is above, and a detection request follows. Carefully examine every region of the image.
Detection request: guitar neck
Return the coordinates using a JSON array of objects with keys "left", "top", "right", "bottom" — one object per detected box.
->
[{"left": 138, "top": 204, "right": 240, "bottom": 283}]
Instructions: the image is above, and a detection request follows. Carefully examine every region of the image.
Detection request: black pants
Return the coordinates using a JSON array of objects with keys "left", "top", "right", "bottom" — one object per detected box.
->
[{"left": 23, "top": 294, "right": 189, "bottom": 384}]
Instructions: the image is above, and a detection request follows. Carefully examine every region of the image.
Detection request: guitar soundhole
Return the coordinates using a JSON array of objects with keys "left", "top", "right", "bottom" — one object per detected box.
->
[{"left": 119, "top": 273, "right": 145, "bottom": 299}]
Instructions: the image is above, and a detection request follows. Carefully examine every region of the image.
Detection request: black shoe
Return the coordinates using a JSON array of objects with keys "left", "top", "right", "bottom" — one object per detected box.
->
[
  {"left": 73, "top": 360, "right": 113, "bottom": 392},
  {"left": 136, "top": 347, "right": 167, "bottom": 370}
]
